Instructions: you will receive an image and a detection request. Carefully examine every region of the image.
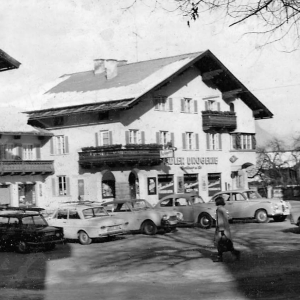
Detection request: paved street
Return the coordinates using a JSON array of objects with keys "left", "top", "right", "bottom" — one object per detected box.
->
[{"left": 1, "top": 202, "right": 300, "bottom": 300}]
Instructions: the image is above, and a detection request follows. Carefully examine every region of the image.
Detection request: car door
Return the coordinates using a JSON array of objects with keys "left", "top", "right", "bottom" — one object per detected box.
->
[
  {"left": 113, "top": 203, "right": 138, "bottom": 230},
  {"left": 49, "top": 209, "right": 71, "bottom": 237},
  {"left": 227, "top": 192, "right": 251, "bottom": 219},
  {"left": 174, "top": 197, "right": 194, "bottom": 222}
]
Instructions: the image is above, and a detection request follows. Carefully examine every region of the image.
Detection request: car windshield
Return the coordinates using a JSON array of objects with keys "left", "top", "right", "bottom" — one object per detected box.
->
[
  {"left": 82, "top": 207, "right": 109, "bottom": 219},
  {"left": 242, "top": 190, "right": 262, "bottom": 199},
  {"left": 131, "top": 200, "right": 152, "bottom": 211},
  {"left": 22, "top": 215, "right": 48, "bottom": 227}
]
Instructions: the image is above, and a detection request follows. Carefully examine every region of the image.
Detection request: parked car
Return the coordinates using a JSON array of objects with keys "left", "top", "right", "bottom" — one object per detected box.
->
[
  {"left": 47, "top": 202, "right": 128, "bottom": 245},
  {"left": 154, "top": 193, "right": 221, "bottom": 229},
  {"left": 102, "top": 199, "right": 182, "bottom": 235},
  {"left": 0, "top": 206, "right": 64, "bottom": 253},
  {"left": 290, "top": 204, "right": 300, "bottom": 226},
  {"left": 210, "top": 189, "right": 290, "bottom": 223}
]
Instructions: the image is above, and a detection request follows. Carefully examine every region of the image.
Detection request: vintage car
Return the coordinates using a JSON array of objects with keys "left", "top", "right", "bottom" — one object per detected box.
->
[
  {"left": 210, "top": 189, "right": 291, "bottom": 223},
  {"left": 0, "top": 206, "right": 64, "bottom": 253},
  {"left": 102, "top": 199, "right": 182, "bottom": 235},
  {"left": 154, "top": 193, "right": 221, "bottom": 229},
  {"left": 47, "top": 202, "right": 128, "bottom": 245}
]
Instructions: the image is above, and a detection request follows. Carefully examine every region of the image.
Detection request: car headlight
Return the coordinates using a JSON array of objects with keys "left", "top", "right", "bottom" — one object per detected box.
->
[
  {"left": 162, "top": 214, "right": 169, "bottom": 221},
  {"left": 176, "top": 212, "right": 183, "bottom": 221}
]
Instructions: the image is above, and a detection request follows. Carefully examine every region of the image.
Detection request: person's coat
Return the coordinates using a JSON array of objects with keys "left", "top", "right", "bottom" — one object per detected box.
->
[{"left": 214, "top": 205, "right": 232, "bottom": 245}]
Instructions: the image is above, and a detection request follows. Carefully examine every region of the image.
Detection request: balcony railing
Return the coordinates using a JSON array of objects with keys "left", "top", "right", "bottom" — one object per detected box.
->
[
  {"left": 79, "top": 146, "right": 162, "bottom": 168},
  {"left": 0, "top": 160, "right": 54, "bottom": 175},
  {"left": 202, "top": 110, "right": 237, "bottom": 131}
]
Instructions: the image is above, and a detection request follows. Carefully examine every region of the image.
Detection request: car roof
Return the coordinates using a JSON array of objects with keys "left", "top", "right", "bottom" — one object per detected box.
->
[
  {"left": 160, "top": 193, "right": 200, "bottom": 199},
  {"left": 0, "top": 212, "right": 42, "bottom": 218},
  {"left": 214, "top": 189, "right": 253, "bottom": 194},
  {"left": 103, "top": 199, "right": 148, "bottom": 204}
]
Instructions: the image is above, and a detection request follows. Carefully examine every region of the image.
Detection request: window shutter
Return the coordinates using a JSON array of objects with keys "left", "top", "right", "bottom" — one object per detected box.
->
[
  {"left": 141, "top": 131, "right": 145, "bottom": 144},
  {"left": 109, "top": 131, "right": 113, "bottom": 145},
  {"left": 125, "top": 131, "right": 130, "bottom": 144},
  {"left": 169, "top": 98, "right": 173, "bottom": 111},
  {"left": 154, "top": 98, "right": 159, "bottom": 110},
  {"left": 156, "top": 132, "right": 160, "bottom": 144},
  {"left": 66, "top": 177, "right": 70, "bottom": 196},
  {"left": 16, "top": 144, "right": 22, "bottom": 159},
  {"left": 205, "top": 101, "right": 208, "bottom": 110},
  {"left": 217, "top": 102, "right": 221, "bottom": 111},
  {"left": 181, "top": 99, "right": 185, "bottom": 112},
  {"left": 194, "top": 100, "right": 198, "bottom": 113},
  {"left": 206, "top": 133, "right": 210, "bottom": 150},
  {"left": 182, "top": 133, "right": 186, "bottom": 150},
  {"left": 95, "top": 132, "right": 99, "bottom": 146},
  {"left": 218, "top": 133, "right": 222, "bottom": 150},
  {"left": 65, "top": 136, "right": 69, "bottom": 153},
  {"left": 35, "top": 144, "right": 41, "bottom": 160},
  {"left": 170, "top": 132, "right": 175, "bottom": 147},
  {"left": 236, "top": 134, "right": 241, "bottom": 149},
  {"left": 52, "top": 178, "right": 56, "bottom": 196},
  {"left": 252, "top": 135, "right": 256, "bottom": 150},
  {"left": 50, "top": 138, "right": 54, "bottom": 155},
  {"left": 232, "top": 134, "right": 237, "bottom": 149},
  {"left": 195, "top": 133, "right": 199, "bottom": 150}
]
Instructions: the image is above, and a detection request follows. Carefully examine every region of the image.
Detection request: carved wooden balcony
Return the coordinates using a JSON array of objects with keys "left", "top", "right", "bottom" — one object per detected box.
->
[
  {"left": 79, "top": 144, "right": 163, "bottom": 168},
  {"left": 202, "top": 110, "right": 237, "bottom": 132},
  {"left": 0, "top": 160, "right": 54, "bottom": 175}
]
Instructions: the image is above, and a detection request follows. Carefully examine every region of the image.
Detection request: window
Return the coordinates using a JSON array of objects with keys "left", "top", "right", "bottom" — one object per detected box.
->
[
  {"left": 3, "top": 144, "right": 15, "bottom": 159},
  {"left": 160, "top": 131, "right": 168, "bottom": 145},
  {"left": 205, "top": 99, "right": 220, "bottom": 111},
  {"left": 52, "top": 135, "right": 69, "bottom": 155},
  {"left": 100, "top": 130, "right": 110, "bottom": 146},
  {"left": 58, "top": 176, "right": 68, "bottom": 196},
  {"left": 231, "top": 134, "right": 256, "bottom": 150},
  {"left": 182, "top": 132, "right": 199, "bottom": 150},
  {"left": 207, "top": 133, "right": 222, "bottom": 150},
  {"left": 125, "top": 130, "right": 144, "bottom": 145},
  {"left": 23, "top": 144, "right": 34, "bottom": 160},
  {"left": 181, "top": 98, "right": 197, "bottom": 113},
  {"left": 129, "top": 130, "right": 138, "bottom": 144},
  {"left": 154, "top": 96, "right": 172, "bottom": 112},
  {"left": 156, "top": 131, "right": 174, "bottom": 147}
]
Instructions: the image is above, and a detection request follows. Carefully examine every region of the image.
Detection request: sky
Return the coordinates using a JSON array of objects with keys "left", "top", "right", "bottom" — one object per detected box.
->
[{"left": 0, "top": 0, "right": 300, "bottom": 143}]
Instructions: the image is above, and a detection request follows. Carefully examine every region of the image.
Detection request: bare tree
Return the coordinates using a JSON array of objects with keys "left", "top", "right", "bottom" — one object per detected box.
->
[{"left": 125, "top": 0, "right": 300, "bottom": 48}]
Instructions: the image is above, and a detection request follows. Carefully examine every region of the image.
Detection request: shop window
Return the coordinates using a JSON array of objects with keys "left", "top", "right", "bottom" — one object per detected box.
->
[
  {"left": 51, "top": 135, "right": 69, "bottom": 155},
  {"left": 208, "top": 173, "right": 222, "bottom": 196},
  {"left": 184, "top": 174, "right": 199, "bottom": 193},
  {"left": 158, "top": 174, "right": 174, "bottom": 199},
  {"left": 206, "top": 133, "right": 222, "bottom": 150}
]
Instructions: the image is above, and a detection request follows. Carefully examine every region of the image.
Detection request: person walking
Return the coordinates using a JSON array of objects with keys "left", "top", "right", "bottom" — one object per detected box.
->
[{"left": 214, "top": 196, "right": 240, "bottom": 262}]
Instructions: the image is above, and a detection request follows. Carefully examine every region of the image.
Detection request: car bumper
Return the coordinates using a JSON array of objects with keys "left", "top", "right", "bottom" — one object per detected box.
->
[
  {"left": 27, "top": 239, "right": 65, "bottom": 246},
  {"left": 161, "top": 220, "right": 178, "bottom": 228},
  {"left": 99, "top": 229, "right": 127, "bottom": 237}
]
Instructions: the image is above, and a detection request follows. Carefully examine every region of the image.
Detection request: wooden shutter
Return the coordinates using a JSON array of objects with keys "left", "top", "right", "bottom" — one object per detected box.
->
[
  {"left": 170, "top": 132, "right": 175, "bottom": 147},
  {"left": 231, "top": 134, "right": 237, "bottom": 149},
  {"left": 195, "top": 133, "right": 199, "bottom": 150},
  {"left": 217, "top": 102, "right": 221, "bottom": 111},
  {"left": 218, "top": 133, "right": 222, "bottom": 150},
  {"left": 236, "top": 134, "right": 241, "bottom": 149},
  {"left": 156, "top": 132, "right": 160, "bottom": 144},
  {"left": 252, "top": 135, "right": 256, "bottom": 150},
  {"left": 182, "top": 133, "right": 186, "bottom": 150},
  {"left": 109, "top": 131, "right": 113, "bottom": 145},
  {"left": 95, "top": 132, "right": 99, "bottom": 146},
  {"left": 125, "top": 131, "right": 130, "bottom": 144},
  {"left": 194, "top": 100, "right": 198, "bottom": 113},
  {"left": 206, "top": 133, "right": 210, "bottom": 150},
  {"left": 50, "top": 138, "right": 54, "bottom": 155},
  {"left": 66, "top": 177, "right": 70, "bottom": 196},
  {"left": 35, "top": 144, "right": 41, "bottom": 160},
  {"left": 205, "top": 101, "right": 208, "bottom": 110},
  {"left": 64, "top": 136, "right": 69, "bottom": 153},
  {"left": 16, "top": 144, "right": 22, "bottom": 159},
  {"left": 181, "top": 99, "right": 185, "bottom": 112},
  {"left": 52, "top": 178, "right": 56, "bottom": 196},
  {"left": 141, "top": 131, "right": 145, "bottom": 144},
  {"left": 154, "top": 98, "right": 159, "bottom": 110},
  {"left": 168, "top": 98, "right": 173, "bottom": 111}
]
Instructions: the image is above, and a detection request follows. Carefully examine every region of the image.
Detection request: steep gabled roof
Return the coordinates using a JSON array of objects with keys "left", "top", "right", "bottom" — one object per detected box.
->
[
  {"left": 0, "top": 49, "right": 21, "bottom": 72},
  {"left": 26, "top": 50, "right": 272, "bottom": 120}
]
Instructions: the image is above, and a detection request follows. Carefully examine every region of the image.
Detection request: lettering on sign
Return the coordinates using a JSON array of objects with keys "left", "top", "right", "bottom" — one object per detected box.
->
[{"left": 167, "top": 157, "right": 218, "bottom": 166}]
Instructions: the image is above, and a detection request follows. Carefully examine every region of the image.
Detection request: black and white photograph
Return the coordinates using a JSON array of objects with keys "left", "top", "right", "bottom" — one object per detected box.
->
[{"left": 1, "top": 0, "right": 300, "bottom": 299}]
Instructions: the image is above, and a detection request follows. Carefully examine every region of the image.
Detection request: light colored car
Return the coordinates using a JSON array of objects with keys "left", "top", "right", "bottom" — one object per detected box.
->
[
  {"left": 102, "top": 199, "right": 182, "bottom": 235},
  {"left": 290, "top": 204, "right": 300, "bottom": 226},
  {"left": 211, "top": 189, "right": 290, "bottom": 223},
  {"left": 154, "top": 193, "right": 220, "bottom": 229},
  {"left": 47, "top": 202, "right": 128, "bottom": 245}
]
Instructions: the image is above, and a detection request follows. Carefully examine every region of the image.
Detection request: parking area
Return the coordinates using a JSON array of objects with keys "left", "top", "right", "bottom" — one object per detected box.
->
[{"left": 1, "top": 210, "right": 300, "bottom": 300}]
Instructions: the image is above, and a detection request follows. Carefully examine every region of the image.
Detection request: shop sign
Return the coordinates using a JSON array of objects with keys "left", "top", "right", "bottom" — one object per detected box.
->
[
  {"left": 160, "top": 149, "right": 174, "bottom": 158},
  {"left": 167, "top": 156, "right": 218, "bottom": 166}
]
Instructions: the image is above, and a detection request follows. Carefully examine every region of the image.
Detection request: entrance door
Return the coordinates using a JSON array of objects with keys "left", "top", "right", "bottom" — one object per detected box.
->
[
  {"left": 129, "top": 172, "right": 139, "bottom": 199},
  {"left": 19, "top": 184, "right": 36, "bottom": 207}
]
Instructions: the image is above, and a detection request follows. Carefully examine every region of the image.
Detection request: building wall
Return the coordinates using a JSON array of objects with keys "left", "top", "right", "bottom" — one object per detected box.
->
[{"left": 38, "top": 66, "right": 257, "bottom": 208}]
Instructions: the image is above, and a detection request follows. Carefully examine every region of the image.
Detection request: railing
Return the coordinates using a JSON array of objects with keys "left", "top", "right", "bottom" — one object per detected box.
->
[
  {"left": 202, "top": 111, "right": 237, "bottom": 131},
  {"left": 0, "top": 160, "right": 54, "bottom": 175},
  {"left": 79, "top": 148, "right": 162, "bottom": 167}
]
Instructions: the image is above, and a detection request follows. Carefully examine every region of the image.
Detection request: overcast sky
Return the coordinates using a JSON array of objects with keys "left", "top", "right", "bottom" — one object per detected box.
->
[{"left": 0, "top": 0, "right": 299, "bottom": 140}]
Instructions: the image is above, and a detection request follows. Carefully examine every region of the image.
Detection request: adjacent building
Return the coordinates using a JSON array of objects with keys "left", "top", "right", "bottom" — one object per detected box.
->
[{"left": 25, "top": 50, "right": 273, "bottom": 208}]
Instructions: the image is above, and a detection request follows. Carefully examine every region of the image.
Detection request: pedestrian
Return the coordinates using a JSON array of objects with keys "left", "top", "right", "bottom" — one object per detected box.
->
[{"left": 214, "top": 196, "right": 240, "bottom": 262}]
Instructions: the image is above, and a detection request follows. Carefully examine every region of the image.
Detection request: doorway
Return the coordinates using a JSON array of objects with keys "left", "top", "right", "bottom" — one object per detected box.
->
[
  {"left": 129, "top": 172, "right": 139, "bottom": 199},
  {"left": 18, "top": 183, "right": 36, "bottom": 207}
]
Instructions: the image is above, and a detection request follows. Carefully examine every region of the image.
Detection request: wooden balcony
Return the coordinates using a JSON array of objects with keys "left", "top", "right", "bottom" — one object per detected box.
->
[
  {"left": 79, "top": 147, "right": 162, "bottom": 168},
  {"left": 0, "top": 160, "right": 54, "bottom": 175},
  {"left": 202, "top": 111, "right": 237, "bottom": 132}
]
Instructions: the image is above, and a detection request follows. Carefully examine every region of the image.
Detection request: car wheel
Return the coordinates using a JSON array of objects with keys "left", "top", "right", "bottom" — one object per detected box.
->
[
  {"left": 141, "top": 221, "right": 157, "bottom": 235},
  {"left": 17, "top": 241, "right": 29, "bottom": 253},
  {"left": 198, "top": 213, "right": 213, "bottom": 229},
  {"left": 78, "top": 231, "right": 92, "bottom": 245},
  {"left": 255, "top": 209, "right": 269, "bottom": 223},
  {"left": 45, "top": 243, "right": 56, "bottom": 251},
  {"left": 273, "top": 216, "right": 287, "bottom": 222}
]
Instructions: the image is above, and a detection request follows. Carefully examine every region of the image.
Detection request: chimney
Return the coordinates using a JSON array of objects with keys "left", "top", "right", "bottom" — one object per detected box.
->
[
  {"left": 104, "top": 59, "right": 118, "bottom": 80},
  {"left": 93, "top": 59, "right": 105, "bottom": 75}
]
